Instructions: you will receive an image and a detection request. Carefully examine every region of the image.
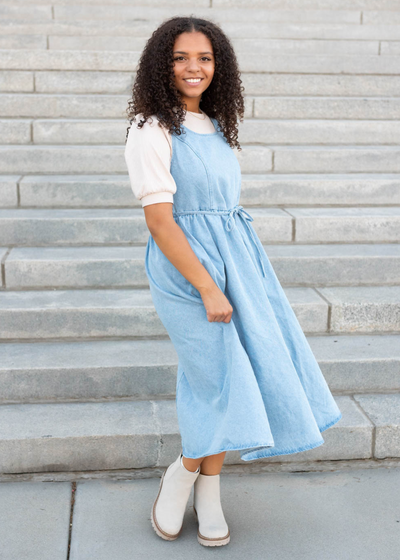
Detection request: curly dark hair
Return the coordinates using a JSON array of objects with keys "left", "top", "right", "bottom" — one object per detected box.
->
[{"left": 125, "top": 15, "right": 245, "bottom": 150}]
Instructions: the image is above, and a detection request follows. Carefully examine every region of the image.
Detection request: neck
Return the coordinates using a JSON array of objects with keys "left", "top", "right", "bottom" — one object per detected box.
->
[{"left": 182, "top": 98, "right": 201, "bottom": 113}]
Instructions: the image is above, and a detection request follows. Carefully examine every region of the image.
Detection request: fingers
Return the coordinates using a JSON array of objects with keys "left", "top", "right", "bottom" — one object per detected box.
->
[
  {"left": 207, "top": 311, "right": 233, "bottom": 323},
  {"left": 202, "top": 290, "right": 233, "bottom": 323}
]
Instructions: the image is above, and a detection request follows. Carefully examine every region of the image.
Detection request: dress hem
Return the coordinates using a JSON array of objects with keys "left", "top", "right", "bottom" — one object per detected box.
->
[{"left": 181, "top": 411, "right": 343, "bottom": 461}]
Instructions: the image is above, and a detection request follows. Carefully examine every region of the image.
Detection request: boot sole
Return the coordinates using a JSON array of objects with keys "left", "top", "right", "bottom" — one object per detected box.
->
[
  {"left": 193, "top": 505, "right": 230, "bottom": 546},
  {"left": 151, "top": 469, "right": 183, "bottom": 541}
]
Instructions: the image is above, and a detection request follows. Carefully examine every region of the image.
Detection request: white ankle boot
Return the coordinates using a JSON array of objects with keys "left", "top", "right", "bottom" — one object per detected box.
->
[
  {"left": 151, "top": 452, "right": 200, "bottom": 540},
  {"left": 193, "top": 472, "right": 230, "bottom": 546}
]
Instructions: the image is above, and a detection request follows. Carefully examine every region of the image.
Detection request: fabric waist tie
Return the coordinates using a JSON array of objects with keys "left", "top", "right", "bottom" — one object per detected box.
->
[{"left": 173, "top": 204, "right": 267, "bottom": 278}]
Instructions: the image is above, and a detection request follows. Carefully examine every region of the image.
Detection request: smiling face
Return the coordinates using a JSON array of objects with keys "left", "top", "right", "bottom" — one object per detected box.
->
[{"left": 173, "top": 31, "right": 215, "bottom": 113}]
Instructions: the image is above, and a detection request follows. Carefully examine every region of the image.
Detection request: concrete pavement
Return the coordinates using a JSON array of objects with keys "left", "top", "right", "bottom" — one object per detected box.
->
[{"left": 1, "top": 465, "right": 399, "bottom": 560}]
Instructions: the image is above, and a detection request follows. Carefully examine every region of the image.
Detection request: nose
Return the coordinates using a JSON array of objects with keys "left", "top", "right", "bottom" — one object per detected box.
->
[{"left": 186, "top": 58, "right": 201, "bottom": 71}]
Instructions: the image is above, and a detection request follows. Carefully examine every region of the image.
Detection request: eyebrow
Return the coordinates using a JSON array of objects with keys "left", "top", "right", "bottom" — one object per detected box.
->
[{"left": 173, "top": 51, "right": 213, "bottom": 55}]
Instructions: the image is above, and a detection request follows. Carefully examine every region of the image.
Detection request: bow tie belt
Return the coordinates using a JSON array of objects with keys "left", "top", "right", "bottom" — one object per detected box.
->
[{"left": 172, "top": 205, "right": 267, "bottom": 278}]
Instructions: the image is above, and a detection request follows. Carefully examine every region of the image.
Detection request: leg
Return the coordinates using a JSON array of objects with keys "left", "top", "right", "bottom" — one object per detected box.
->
[
  {"left": 199, "top": 451, "right": 226, "bottom": 475},
  {"left": 182, "top": 451, "right": 226, "bottom": 475},
  {"left": 181, "top": 455, "right": 203, "bottom": 473}
]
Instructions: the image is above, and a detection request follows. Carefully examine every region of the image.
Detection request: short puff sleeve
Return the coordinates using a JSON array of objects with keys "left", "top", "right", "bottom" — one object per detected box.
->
[{"left": 124, "top": 115, "right": 177, "bottom": 207}]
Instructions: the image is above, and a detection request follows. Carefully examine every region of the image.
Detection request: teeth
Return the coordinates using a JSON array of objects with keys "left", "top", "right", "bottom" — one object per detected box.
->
[{"left": 185, "top": 78, "right": 201, "bottom": 83}]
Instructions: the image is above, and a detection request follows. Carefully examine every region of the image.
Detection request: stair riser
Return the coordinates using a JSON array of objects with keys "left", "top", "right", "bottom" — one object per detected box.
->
[
  {"left": 0, "top": 360, "right": 399, "bottom": 404},
  {"left": 1, "top": 50, "right": 400, "bottom": 74},
  {"left": 0, "top": 301, "right": 327, "bottom": 340},
  {"left": 1, "top": 335, "right": 398, "bottom": 403},
  {"left": 5, "top": 251, "right": 400, "bottom": 289},
  {"left": 1, "top": 175, "right": 398, "bottom": 208},
  {"left": 1, "top": 212, "right": 400, "bottom": 245},
  {"left": 3, "top": 71, "right": 400, "bottom": 96},
  {"left": 2, "top": 146, "right": 400, "bottom": 174},
  {"left": 5, "top": 119, "right": 400, "bottom": 145}
]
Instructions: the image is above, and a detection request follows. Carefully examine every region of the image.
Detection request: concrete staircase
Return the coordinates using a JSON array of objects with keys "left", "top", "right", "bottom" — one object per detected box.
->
[{"left": 1, "top": 0, "right": 400, "bottom": 475}]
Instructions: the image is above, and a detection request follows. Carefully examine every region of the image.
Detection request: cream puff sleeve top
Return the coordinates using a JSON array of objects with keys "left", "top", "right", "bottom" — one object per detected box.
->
[{"left": 124, "top": 110, "right": 216, "bottom": 207}]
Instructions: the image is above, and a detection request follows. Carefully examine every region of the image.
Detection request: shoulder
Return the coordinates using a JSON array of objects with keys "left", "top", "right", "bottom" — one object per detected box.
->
[
  {"left": 125, "top": 113, "right": 172, "bottom": 158},
  {"left": 126, "top": 113, "right": 170, "bottom": 141}
]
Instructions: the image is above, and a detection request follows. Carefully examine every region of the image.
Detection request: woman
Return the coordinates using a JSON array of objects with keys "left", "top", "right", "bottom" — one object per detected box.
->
[{"left": 124, "top": 16, "right": 342, "bottom": 547}]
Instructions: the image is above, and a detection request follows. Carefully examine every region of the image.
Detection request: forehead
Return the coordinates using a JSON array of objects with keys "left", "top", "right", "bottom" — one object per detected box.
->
[{"left": 173, "top": 31, "right": 213, "bottom": 53}]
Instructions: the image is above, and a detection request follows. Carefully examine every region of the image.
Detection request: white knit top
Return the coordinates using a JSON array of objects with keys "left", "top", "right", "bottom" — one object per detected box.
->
[{"left": 124, "top": 110, "right": 216, "bottom": 207}]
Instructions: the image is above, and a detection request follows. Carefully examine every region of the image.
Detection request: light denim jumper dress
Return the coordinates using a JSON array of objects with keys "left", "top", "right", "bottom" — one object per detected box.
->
[{"left": 145, "top": 116, "right": 342, "bottom": 461}]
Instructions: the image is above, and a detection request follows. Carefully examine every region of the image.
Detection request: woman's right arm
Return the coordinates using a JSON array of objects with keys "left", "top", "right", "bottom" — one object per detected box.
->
[
  {"left": 124, "top": 116, "right": 233, "bottom": 323},
  {"left": 144, "top": 202, "right": 232, "bottom": 323}
]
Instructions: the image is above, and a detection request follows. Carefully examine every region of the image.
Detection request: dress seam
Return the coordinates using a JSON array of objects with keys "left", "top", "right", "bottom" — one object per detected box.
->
[{"left": 172, "top": 133, "right": 213, "bottom": 208}]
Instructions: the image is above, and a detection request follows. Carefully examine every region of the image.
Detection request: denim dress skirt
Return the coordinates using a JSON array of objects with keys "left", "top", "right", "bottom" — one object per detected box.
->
[{"left": 145, "top": 117, "right": 342, "bottom": 461}]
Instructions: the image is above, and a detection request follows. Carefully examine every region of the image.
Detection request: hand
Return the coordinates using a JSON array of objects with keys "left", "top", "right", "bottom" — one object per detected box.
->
[{"left": 198, "top": 284, "right": 233, "bottom": 323}]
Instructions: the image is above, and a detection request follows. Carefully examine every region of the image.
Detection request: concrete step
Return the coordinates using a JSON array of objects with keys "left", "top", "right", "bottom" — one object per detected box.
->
[
  {"left": 1, "top": 393, "right": 397, "bottom": 474},
  {"left": 6, "top": 117, "right": 400, "bottom": 146},
  {"left": 0, "top": 285, "right": 399, "bottom": 340},
  {"left": 223, "top": 0, "right": 400, "bottom": 12},
  {"left": 0, "top": 338, "right": 178, "bottom": 403},
  {"left": 50, "top": 6, "right": 362, "bottom": 24},
  {"left": 4, "top": 94, "right": 400, "bottom": 120},
  {"left": 0, "top": 50, "right": 399, "bottom": 74},
  {"left": 285, "top": 207, "right": 400, "bottom": 243},
  {"left": 0, "top": 34, "right": 47, "bottom": 51},
  {"left": 46, "top": 36, "right": 381, "bottom": 55},
  {"left": 24, "top": 119, "right": 400, "bottom": 145},
  {"left": 0, "top": 5, "right": 52, "bottom": 20},
  {"left": 0, "top": 286, "right": 329, "bottom": 340},
  {"left": 4, "top": 244, "right": 400, "bottom": 289},
  {"left": 0, "top": 120, "right": 31, "bottom": 144},
  {"left": 3, "top": 70, "right": 400, "bottom": 96},
  {"left": 1, "top": 173, "right": 397, "bottom": 208},
  {"left": 271, "top": 146, "right": 400, "bottom": 173},
  {"left": 0, "top": 208, "right": 291, "bottom": 245},
  {"left": 2, "top": 19, "right": 400, "bottom": 40},
  {"left": 352, "top": 393, "right": 400, "bottom": 458},
  {"left": 0, "top": 32, "right": 386, "bottom": 55},
  {"left": 1, "top": 207, "right": 399, "bottom": 246},
  {"left": 0, "top": 334, "right": 398, "bottom": 404},
  {"left": 0, "top": 145, "right": 126, "bottom": 174},
  {"left": 2, "top": 117, "right": 399, "bottom": 145},
  {"left": 7, "top": 0, "right": 399, "bottom": 9},
  {"left": 317, "top": 286, "right": 400, "bottom": 333},
  {"left": 0, "top": 93, "right": 130, "bottom": 118},
  {"left": 0, "top": 208, "right": 152, "bottom": 246},
  {"left": 0, "top": 5, "right": 364, "bottom": 25},
  {"left": 47, "top": 37, "right": 397, "bottom": 59},
  {"left": 1, "top": 145, "right": 400, "bottom": 174},
  {"left": 253, "top": 97, "right": 400, "bottom": 119},
  {"left": 240, "top": 119, "right": 400, "bottom": 145}
]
